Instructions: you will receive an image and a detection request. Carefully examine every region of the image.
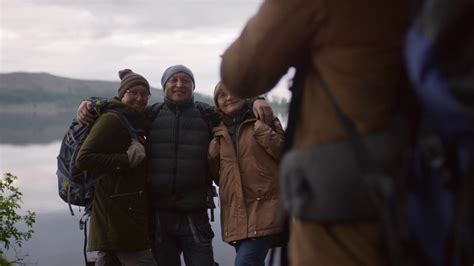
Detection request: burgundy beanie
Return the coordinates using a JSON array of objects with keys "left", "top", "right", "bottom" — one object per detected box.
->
[{"left": 117, "top": 69, "right": 150, "bottom": 99}]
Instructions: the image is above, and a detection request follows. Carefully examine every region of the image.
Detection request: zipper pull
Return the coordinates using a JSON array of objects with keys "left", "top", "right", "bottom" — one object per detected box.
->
[{"left": 176, "top": 106, "right": 181, "bottom": 117}]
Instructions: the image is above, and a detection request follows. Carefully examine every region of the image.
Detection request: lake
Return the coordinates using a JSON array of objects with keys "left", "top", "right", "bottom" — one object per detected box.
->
[
  {"left": 0, "top": 142, "right": 239, "bottom": 265},
  {"left": 0, "top": 142, "right": 281, "bottom": 265}
]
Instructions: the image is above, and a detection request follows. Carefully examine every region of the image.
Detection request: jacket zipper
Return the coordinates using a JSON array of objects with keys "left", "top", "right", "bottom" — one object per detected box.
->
[
  {"left": 172, "top": 106, "right": 181, "bottom": 195},
  {"left": 109, "top": 190, "right": 144, "bottom": 199},
  {"left": 114, "top": 175, "right": 122, "bottom": 194},
  {"left": 234, "top": 119, "right": 255, "bottom": 235},
  {"left": 235, "top": 119, "right": 255, "bottom": 157}
]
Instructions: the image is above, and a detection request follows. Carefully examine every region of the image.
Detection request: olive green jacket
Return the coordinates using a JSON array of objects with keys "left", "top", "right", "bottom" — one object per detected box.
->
[{"left": 76, "top": 98, "right": 151, "bottom": 251}]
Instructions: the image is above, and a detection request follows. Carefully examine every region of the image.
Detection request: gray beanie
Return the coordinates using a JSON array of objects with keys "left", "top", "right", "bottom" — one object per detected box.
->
[{"left": 160, "top": 64, "right": 195, "bottom": 90}]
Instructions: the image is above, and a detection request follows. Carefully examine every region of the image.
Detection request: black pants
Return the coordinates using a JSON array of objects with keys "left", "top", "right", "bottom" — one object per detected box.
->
[{"left": 150, "top": 210, "right": 215, "bottom": 266}]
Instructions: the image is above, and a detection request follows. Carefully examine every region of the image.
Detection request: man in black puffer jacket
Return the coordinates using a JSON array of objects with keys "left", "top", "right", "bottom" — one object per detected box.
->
[{"left": 146, "top": 65, "right": 217, "bottom": 266}]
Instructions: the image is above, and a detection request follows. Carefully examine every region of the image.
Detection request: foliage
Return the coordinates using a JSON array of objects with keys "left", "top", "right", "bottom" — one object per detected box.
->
[
  {"left": 0, "top": 254, "right": 10, "bottom": 266},
  {"left": 0, "top": 173, "right": 36, "bottom": 259}
]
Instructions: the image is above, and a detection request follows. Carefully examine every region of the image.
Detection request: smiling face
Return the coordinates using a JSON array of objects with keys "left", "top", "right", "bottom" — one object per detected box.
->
[
  {"left": 164, "top": 72, "right": 194, "bottom": 104},
  {"left": 216, "top": 88, "right": 246, "bottom": 115},
  {"left": 121, "top": 85, "right": 149, "bottom": 112}
]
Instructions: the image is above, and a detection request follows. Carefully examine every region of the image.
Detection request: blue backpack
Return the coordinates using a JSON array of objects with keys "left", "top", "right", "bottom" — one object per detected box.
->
[
  {"left": 401, "top": 0, "right": 474, "bottom": 265},
  {"left": 56, "top": 98, "right": 138, "bottom": 216}
]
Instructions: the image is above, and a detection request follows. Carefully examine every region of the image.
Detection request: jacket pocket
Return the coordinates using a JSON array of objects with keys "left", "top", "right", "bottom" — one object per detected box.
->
[
  {"left": 109, "top": 191, "right": 148, "bottom": 223},
  {"left": 280, "top": 130, "right": 402, "bottom": 222},
  {"left": 188, "top": 211, "right": 214, "bottom": 245}
]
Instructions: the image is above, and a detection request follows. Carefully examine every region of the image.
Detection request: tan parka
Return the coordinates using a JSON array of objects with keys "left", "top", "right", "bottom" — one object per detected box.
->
[{"left": 208, "top": 117, "right": 284, "bottom": 243}]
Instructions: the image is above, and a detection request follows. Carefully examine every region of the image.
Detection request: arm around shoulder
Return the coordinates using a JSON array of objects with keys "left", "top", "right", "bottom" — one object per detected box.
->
[
  {"left": 220, "top": 0, "right": 324, "bottom": 98},
  {"left": 254, "top": 117, "right": 285, "bottom": 160}
]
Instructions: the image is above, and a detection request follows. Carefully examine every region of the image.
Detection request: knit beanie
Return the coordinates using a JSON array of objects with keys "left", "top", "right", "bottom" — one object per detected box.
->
[
  {"left": 160, "top": 64, "right": 195, "bottom": 90},
  {"left": 117, "top": 69, "right": 150, "bottom": 99},
  {"left": 213, "top": 81, "right": 226, "bottom": 108}
]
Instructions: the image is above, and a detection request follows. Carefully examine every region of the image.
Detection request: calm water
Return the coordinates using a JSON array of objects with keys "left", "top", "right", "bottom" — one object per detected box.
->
[
  {"left": 0, "top": 142, "right": 63, "bottom": 213},
  {"left": 1, "top": 142, "right": 283, "bottom": 265},
  {"left": 0, "top": 111, "right": 287, "bottom": 265}
]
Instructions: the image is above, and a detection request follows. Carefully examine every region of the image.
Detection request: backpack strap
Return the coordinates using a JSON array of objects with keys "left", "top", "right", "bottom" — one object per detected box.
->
[
  {"left": 195, "top": 101, "right": 217, "bottom": 131},
  {"left": 195, "top": 101, "right": 220, "bottom": 222},
  {"left": 147, "top": 102, "right": 165, "bottom": 122},
  {"left": 105, "top": 109, "right": 138, "bottom": 140},
  {"left": 79, "top": 213, "right": 91, "bottom": 265}
]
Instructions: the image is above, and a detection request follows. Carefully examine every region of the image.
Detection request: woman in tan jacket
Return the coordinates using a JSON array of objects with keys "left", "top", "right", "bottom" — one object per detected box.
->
[{"left": 208, "top": 82, "right": 284, "bottom": 266}]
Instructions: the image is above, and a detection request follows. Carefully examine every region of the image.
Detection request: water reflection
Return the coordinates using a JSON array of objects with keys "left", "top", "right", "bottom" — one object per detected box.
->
[
  {"left": 0, "top": 141, "right": 63, "bottom": 212},
  {"left": 0, "top": 110, "right": 287, "bottom": 265},
  {"left": 0, "top": 142, "right": 237, "bottom": 265}
]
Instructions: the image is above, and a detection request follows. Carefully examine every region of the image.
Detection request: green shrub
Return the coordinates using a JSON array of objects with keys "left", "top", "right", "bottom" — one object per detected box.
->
[{"left": 0, "top": 173, "right": 36, "bottom": 263}]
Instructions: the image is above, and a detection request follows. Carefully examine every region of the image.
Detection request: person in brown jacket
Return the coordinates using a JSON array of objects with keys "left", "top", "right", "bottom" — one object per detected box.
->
[
  {"left": 220, "top": 0, "right": 412, "bottom": 265},
  {"left": 208, "top": 82, "right": 284, "bottom": 266}
]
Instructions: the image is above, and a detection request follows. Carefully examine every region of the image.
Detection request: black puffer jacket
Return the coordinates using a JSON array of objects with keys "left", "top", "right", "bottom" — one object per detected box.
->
[{"left": 145, "top": 97, "right": 215, "bottom": 211}]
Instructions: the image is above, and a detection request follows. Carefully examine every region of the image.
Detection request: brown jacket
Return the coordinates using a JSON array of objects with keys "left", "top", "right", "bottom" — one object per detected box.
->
[
  {"left": 221, "top": 0, "right": 411, "bottom": 149},
  {"left": 220, "top": 0, "right": 411, "bottom": 264},
  {"left": 208, "top": 117, "right": 284, "bottom": 243}
]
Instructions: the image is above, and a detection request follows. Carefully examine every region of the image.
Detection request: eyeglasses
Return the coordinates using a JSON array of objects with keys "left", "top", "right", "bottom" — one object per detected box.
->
[
  {"left": 126, "top": 90, "right": 150, "bottom": 98},
  {"left": 217, "top": 93, "right": 229, "bottom": 100}
]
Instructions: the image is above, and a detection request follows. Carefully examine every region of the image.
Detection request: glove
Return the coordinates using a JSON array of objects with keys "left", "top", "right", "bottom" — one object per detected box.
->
[{"left": 126, "top": 139, "right": 146, "bottom": 168}]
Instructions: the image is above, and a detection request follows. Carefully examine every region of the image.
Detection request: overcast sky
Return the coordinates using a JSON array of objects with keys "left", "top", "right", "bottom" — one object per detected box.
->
[{"left": 0, "top": 0, "right": 291, "bottom": 98}]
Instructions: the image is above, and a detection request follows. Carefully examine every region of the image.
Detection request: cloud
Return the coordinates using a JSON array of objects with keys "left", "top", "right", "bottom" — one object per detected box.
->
[
  {"left": 29, "top": 0, "right": 263, "bottom": 30},
  {"left": 1, "top": 0, "right": 291, "bottom": 98}
]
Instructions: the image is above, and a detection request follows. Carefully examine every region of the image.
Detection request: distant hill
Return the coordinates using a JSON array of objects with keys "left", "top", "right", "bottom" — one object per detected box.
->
[
  {"left": 0, "top": 72, "right": 287, "bottom": 144},
  {"left": 0, "top": 72, "right": 213, "bottom": 112},
  {"left": 0, "top": 72, "right": 212, "bottom": 144}
]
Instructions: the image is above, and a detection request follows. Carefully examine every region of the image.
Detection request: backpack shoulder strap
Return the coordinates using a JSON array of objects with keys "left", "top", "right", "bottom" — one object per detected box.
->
[
  {"left": 104, "top": 109, "right": 138, "bottom": 140},
  {"left": 195, "top": 101, "right": 220, "bottom": 129},
  {"left": 146, "top": 102, "right": 165, "bottom": 122},
  {"left": 195, "top": 101, "right": 220, "bottom": 223}
]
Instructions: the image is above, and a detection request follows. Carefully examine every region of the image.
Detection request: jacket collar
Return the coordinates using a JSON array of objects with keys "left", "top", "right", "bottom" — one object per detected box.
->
[
  {"left": 164, "top": 96, "right": 194, "bottom": 111},
  {"left": 222, "top": 106, "right": 253, "bottom": 128}
]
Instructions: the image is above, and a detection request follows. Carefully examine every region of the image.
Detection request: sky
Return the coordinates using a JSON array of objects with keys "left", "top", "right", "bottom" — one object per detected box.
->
[{"left": 0, "top": 0, "right": 292, "bottom": 99}]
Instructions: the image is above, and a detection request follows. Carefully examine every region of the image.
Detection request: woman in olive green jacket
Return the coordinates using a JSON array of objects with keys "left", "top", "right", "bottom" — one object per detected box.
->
[
  {"left": 208, "top": 82, "right": 284, "bottom": 266},
  {"left": 76, "top": 69, "right": 155, "bottom": 266}
]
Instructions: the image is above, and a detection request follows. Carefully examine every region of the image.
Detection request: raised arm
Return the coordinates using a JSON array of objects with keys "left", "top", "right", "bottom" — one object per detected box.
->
[
  {"left": 253, "top": 117, "right": 285, "bottom": 161},
  {"left": 251, "top": 98, "right": 274, "bottom": 125},
  {"left": 220, "top": 0, "right": 323, "bottom": 98},
  {"left": 76, "top": 97, "right": 110, "bottom": 125},
  {"left": 76, "top": 100, "right": 95, "bottom": 126}
]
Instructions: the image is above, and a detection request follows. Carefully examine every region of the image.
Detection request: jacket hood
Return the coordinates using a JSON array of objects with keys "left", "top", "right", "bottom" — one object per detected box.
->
[{"left": 164, "top": 96, "right": 195, "bottom": 109}]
